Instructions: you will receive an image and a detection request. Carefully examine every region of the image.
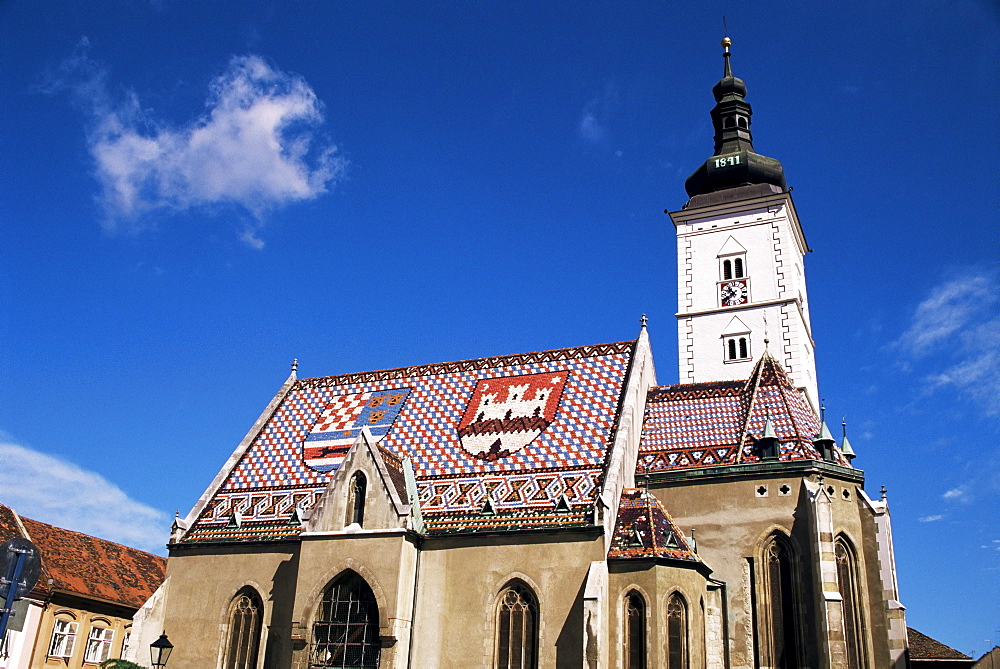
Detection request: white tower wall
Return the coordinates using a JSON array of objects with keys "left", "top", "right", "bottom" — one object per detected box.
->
[{"left": 671, "top": 190, "right": 819, "bottom": 409}]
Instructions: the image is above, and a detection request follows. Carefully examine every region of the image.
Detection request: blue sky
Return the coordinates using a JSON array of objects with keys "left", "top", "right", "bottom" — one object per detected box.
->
[{"left": 1, "top": 0, "right": 997, "bottom": 656}]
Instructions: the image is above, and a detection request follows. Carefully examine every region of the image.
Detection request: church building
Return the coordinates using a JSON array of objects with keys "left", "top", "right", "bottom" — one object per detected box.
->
[{"left": 153, "top": 39, "right": 909, "bottom": 668}]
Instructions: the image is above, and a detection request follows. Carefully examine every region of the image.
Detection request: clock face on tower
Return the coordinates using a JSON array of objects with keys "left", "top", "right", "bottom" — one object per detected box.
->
[{"left": 720, "top": 280, "right": 748, "bottom": 306}]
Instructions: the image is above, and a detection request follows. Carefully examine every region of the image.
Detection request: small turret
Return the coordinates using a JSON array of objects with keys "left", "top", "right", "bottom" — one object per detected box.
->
[
  {"left": 812, "top": 421, "right": 837, "bottom": 462},
  {"left": 840, "top": 417, "right": 856, "bottom": 462}
]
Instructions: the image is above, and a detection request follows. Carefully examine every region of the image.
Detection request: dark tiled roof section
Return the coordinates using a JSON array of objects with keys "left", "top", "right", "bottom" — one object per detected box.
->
[
  {"left": 377, "top": 444, "right": 410, "bottom": 504},
  {"left": 0, "top": 504, "right": 165, "bottom": 610},
  {"left": 639, "top": 352, "right": 847, "bottom": 472},
  {"left": 907, "top": 628, "right": 971, "bottom": 660},
  {"left": 608, "top": 489, "right": 700, "bottom": 562}
]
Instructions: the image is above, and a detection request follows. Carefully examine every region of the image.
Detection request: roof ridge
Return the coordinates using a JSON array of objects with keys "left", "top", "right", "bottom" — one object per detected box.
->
[{"left": 295, "top": 340, "right": 636, "bottom": 388}]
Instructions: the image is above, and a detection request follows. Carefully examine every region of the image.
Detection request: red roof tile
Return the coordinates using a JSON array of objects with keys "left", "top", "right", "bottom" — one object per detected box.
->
[{"left": 0, "top": 504, "right": 166, "bottom": 610}]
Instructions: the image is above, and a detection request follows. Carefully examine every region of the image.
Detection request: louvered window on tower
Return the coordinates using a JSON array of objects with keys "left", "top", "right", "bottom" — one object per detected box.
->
[
  {"left": 734, "top": 257, "right": 744, "bottom": 278},
  {"left": 728, "top": 339, "right": 737, "bottom": 360},
  {"left": 739, "top": 338, "right": 748, "bottom": 359},
  {"left": 723, "top": 259, "right": 733, "bottom": 280}
]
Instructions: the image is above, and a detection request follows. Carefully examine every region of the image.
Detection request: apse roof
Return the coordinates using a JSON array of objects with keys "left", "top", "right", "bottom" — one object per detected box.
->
[
  {"left": 0, "top": 504, "right": 166, "bottom": 610},
  {"left": 607, "top": 488, "right": 701, "bottom": 564},
  {"left": 180, "top": 340, "right": 636, "bottom": 543},
  {"left": 639, "top": 352, "right": 848, "bottom": 472}
]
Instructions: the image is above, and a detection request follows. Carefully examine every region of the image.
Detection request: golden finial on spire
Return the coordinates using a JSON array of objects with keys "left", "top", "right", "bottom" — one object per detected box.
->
[{"left": 721, "top": 36, "right": 732, "bottom": 49}]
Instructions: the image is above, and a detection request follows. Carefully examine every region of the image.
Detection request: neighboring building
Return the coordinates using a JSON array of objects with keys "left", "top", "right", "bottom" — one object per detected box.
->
[
  {"left": 907, "top": 627, "right": 974, "bottom": 667},
  {"left": 155, "top": 40, "right": 911, "bottom": 668},
  {"left": 973, "top": 646, "right": 1000, "bottom": 668},
  {"left": 0, "top": 504, "right": 166, "bottom": 669}
]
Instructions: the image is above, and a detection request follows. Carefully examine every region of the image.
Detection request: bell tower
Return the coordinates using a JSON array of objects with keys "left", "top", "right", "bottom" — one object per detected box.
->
[{"left": 669, "top": 38, "right": 819, "bottom": 410}]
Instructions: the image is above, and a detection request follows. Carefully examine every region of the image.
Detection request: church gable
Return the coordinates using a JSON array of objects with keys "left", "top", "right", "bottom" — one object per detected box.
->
[
  {"left": 179, "top": 340, "right": 636, "bottom": 543},
  {"left": 639, "top": 352, "right": 844, "bottom": 472}
]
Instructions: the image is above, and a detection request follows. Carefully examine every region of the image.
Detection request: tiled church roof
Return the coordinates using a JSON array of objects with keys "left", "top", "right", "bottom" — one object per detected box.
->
[
  {"left": 639, "top": 352, "right": 849, "bottom": 472},
  {"left": 0, "top": 504, "right": 165, "bottom": 610},
  {"left": 181, "top": 340, "right": 636, "bottom": 542},
  {"left": 607, "top": 489, "right": 700, "bottom": 563}
]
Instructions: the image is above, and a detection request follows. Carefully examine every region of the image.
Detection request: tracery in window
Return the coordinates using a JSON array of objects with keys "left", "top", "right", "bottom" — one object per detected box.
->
[
  {"left": 760, "top": 534, "right": 801, "bottom": 669},
  {"left": 836, "top": 538, "right": 867, "bottom": 668},
  {"left": 312, "top": 571, "right": 380, "bottom": 669},
  {"left": 224, "top": 588, "right": 263, "bottom": 669},
  {"left": 346, "top": 472, "right": 367, "bottom": 527},
  {"left": 624, "top": 591, "right": 646, "bottom": 669},
  {"left": 84, "top": 625, "right": 115, "bottom": 663},
  {"left": 495, "top": 581, "right": 538, "bottom": 669},
  {"left": 48, "top": 618, "right": 78, "bottom": 658},
  {"left": 666, "top": 592, "right": 688, "bottom": 669}
]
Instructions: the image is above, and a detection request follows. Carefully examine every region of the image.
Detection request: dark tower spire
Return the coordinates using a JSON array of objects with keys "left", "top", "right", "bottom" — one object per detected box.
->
[{"left": 684, "top": 37, "right": 787, "bottom": 199}]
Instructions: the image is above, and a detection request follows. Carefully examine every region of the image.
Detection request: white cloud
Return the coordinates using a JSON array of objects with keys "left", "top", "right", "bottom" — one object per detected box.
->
[
  {"left": 896, "top": 275, "right": 992, "bottom": 355},
  {"left": 942, "top": 486, "right": 967, "bottom": 501},
  {"left": 578, "top": 111, "right": 607, "bottom": 143},
  {"left": 918, "top": 514, "right": 945, "bottom": 522},
  {"left": 894, "top": 273, "right": 1000, "bottom": 416},
  {"left": 577, "top": 83, "right": 618, "bottom": 145},
  {"left": 0, "top": 440, "right": 170, "bottom": 554},
  {"left": 46, "top": 40, "right": 345, "bottom": 241}
]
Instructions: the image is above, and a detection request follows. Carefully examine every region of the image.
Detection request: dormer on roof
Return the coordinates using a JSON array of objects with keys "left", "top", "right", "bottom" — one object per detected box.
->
[{"left": 607, "top": 489, "right": 707, "bottom": 572}]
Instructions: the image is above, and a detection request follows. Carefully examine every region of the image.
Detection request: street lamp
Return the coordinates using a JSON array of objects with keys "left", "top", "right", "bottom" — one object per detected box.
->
[{"left": 150, "top": 632, "right": 173, "bottom": 668}]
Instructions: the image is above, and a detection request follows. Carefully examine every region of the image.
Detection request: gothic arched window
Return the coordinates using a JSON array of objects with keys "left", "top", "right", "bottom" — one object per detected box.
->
[
  {"left": 223, "top": 588, "right": 263, "bottom": 669},
  {"left": 495, "top": 581, "right": 538, "bottom": 669},
  {"left": 666, "top": 592, "right": 688, "bottom": 669},
  {"left": 312, "top": 571, "right": 381, "bottom": 668},
  {"left": 836, "top": 538, "right": 867, "bottom": 668},
  {"left": 346, "top": 472, "right": 366, "bottom": 527},
  {"left": 624, "top": 591, "right": 646, "bottom": 669},
  {"left": 761, "top": 534, "right": 801, "bottom": 668}
]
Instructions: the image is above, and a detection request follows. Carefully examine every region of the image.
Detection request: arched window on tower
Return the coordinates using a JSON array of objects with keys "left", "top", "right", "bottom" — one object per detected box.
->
[
  {"left": 223, "top": 588, "right": 263, "bottom": 669},
  {"left": 734, "top": 257, "right": 744, "bottom": 278},
  {"left": 723, "top": 259, "right": 733, "bottom": 280},
  {"left": 666, "top": 592, "right": 688, "bottom": 669},
  {"left": 836, "top": 538, "right": 868, "bottom": 668},
  {"left": 739, "top": 337, "right": 748, "bottom": 359},
  {"left": 737, "top": 116, "right": 748, "bottom": 128},
  {"left": 759, "top": 534, "right": 801, "bottom": 668},
  {"left": 727, "top": 339, "right": 738, "bottom": 360},
  {"left": 623, "top": 591, "right": 646, "bottom": 669},
  {"left": 346, "top": 472, "right": 366, "bottom": 527},
  {"left": 724, "top": 116, "right": 736, "bottom": 128},
  {"left": 495, "top": 581, "right": 538, "bottom": 669},
  {"left": 312, "top": 571, "right": 381, "bottom": 668}
]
